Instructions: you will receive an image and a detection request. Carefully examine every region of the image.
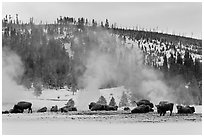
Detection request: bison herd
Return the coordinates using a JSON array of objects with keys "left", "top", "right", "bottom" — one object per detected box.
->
[{"left": 2, "top": 99, "right": 196, "bottom": 116}]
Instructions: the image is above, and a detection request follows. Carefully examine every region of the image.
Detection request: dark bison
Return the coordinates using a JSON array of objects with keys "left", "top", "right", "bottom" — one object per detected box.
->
[
  {"left": 50, "top": 105, "right": 58, "bottom": 112},
  {"left": 90, "top": 103, "right": 105, "bottom": 111},
  {"left": 131, "top": 104, "right": 154, "bottom": 113},
  {"left": 88, "top": 102, "right": 118, "bottom": 111},
  {"left": 37, "top": 107, "right": 47, "bottom": 113},
  {"left": 104, "top": 105, "right": 118, "bottom": 111},
  {"left": 59, "top": 106, "right": 77, "bottom": 112},
  {"left": 13, "top": 101, "right": 32, "bottom": 113},
  {"left": 136, "top": 99, "right": 154, "bottom": 108},
  {"left": 9, "top": 108, "right": 23, "bottom": 113},
  {"left": 89, "top": 102, "right": 97, "bottom": 110},
  {"left": 124, "top": 107, "right": 130, "bottom": 111},
  {"left": 177, "top": 105, "right": 195, "bottom": 114},
  {"left": 2, "top": 110, "right": 9, "bottom": 114},
  {"left": 155, "top": 101, "right": 174, "bottom": 116}
]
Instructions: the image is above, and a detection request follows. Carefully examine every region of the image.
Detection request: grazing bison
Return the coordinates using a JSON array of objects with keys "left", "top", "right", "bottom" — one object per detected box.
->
[
  {"left": 37, "top": 107, "right": 47, "bottom": 113},
  {"left": 124, "top": 107, "right": 130, "bottom": 111},
  {"left": 104, "top": 105, "right": 118, "bottom": 111},
  {"left": 2, "top": 110, "right": 9, "bottom": 114},
  {"left": 89, "top": 102, "right": 97, "bottom": 110},
  {"left": 9, "top": 108, "right": 23, "bottom": 113},
  {"left": 155, "top": 101, "right": 174, "bottom": 116},
  {"left": 136, "top": 99, "right": 154, "bottom": 108},
  {"left": 68, "top": 107, "right": 77, "bottom": 111},
  {"left": 50, "top": 105, "right": 58, "bottom": 112},
  {"left": 177, "top": 105, "right": 195, "bottom": 114},
  {"left": 13, "top": 101, "right": 32, "bottom": 113},
  {"left": 90, "top": 103, "right": 105, "bottom": 111},
  {"left": 88, "top": 102, "right": 118, "bottom": 111},
  {"left": 59, "top": 106, "right": 77, "bottom": 112},
  {"left": 131, "top": 104, "right": 154, "bottom": 113},
  {"left": 60, "top": 107, "right": 68, "bottom": 113}
]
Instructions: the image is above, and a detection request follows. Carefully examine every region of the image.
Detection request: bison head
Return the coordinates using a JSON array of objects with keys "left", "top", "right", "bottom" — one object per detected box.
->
[{"left": 89, "top": 102, "right": 96, "bottom": 110}]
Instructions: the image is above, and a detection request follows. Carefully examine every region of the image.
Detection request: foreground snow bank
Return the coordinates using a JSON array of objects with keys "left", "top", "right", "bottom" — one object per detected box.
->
[{"left": 3, "top": 120, "right": 201, "bottom": 135}]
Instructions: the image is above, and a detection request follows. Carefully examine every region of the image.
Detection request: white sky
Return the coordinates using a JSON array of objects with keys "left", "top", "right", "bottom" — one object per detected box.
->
[{"left": 2, "top": 2, "right": 202, "bottom": 39}]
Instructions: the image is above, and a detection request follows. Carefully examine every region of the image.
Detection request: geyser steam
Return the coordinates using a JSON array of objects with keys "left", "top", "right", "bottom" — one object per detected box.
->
[
  {"left": 74, "top": 30, "right": 176, "bottom": 110},
  {"left": 2, "top": 47, "right": 31, "bottom": 106}
]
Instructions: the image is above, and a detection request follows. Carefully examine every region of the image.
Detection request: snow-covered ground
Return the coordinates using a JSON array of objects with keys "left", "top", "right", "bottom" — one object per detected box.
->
[
  {"left": 2, "top": 87, "right": 202, "bottom": 113},
  {"left": 3, "top": 120, "right": 201, "bottom": 135},
  {"left": 2, "top": 87, "right": 202, "bottom": 135}
]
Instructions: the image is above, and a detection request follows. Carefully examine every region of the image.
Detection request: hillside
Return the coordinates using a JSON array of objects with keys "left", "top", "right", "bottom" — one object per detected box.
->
[{"left": 2, "top": 16, "right": 202, "bottom": 105}]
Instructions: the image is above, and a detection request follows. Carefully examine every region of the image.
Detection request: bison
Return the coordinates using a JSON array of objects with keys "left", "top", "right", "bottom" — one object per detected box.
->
[
  {"left": 37, "top": 107, "right": 47, "bottom": 113},
  {"left": 90, "top": 103, "right": 105, "bottom": 111},
  {"left": 136, "top": 99, "right": 154, "bottom": 108},
  {"left": 155, "top": 101, "right": 174, "bottom": 116},
  {"left": 104, "top": 105, "right": 118, "bottom": 111},
  {"left": 9, "top": 108, "right": 23, "bottom": 113},
  {"left": 50, "top": 105, "right": 58, "bottom": 112},
  {"left": 2, "top": 110, "right": 9, "bottom": 114},
  {"left": 89, "top": 102, "right": 97, "bottom": 110},
  {"left": 13, "top": 101, "right": 32, "bottom": 113},
  {"left": 59, "top": 106, "right": 77, "bottom": 112},
  {"left": 88, "top": 102, "right": 118, "bottom": 111},
  {"left": 177, "top": 105, "right": 195, "bottom": 114},
  {"left": 68, "top": 107, "right": 77, "bottom": 111},
  {"left": 131, "top": 104, "right": 154, "bottom": 113},
  {"left": 124, "top": 107, "right": 130, "bottom": 111}
]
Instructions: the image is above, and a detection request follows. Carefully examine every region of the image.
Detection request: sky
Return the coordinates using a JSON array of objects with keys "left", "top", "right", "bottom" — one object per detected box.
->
[{"left": 2, "top": 2, "right": 202, "bottom": 39}]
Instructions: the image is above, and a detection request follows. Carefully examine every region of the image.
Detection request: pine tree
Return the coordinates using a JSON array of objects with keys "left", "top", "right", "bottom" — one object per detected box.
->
[
  {"left": 162, "top": 54, "right": 168, "bottom": 77},
  {"left": 85, "top": 18, "right": 88, "bottom": 26},
  {"left": 184, "top": 50, "right": 194, "bottom": 81},
  {"left": 109, "top": 97, "right": 116, "bottom": 106},
  {"left": 169, "top": 53, "right": 175, "bottom": 70},
  {"left": 105, "top": 19, "right": 109, "bottom": 29},
  {"left": 184, "top": 50, "right": 190, "bottom": 67},
  {"left": 119, "top": 92, "right": 129, "bottom": 107},
  {"left": 97, "top": 96, "right": 107, "bottom": 105},
  {"left": 176, "top": 52, "right": 184, "bottom": 75},
  {"left": 169, "top": 53, "right": 179, "bottom": 75},
  {"left": 177, "top": 52, "right": 183, "bottom": 65},
  {"left": 101, "top": 21, "right": 104, "bottom": 28},
  {"left": 92, "top": 19, "right": 97, "bottom": 28},
  {"left": 194, "top": 58, "right": 202, "bottom": 81}
]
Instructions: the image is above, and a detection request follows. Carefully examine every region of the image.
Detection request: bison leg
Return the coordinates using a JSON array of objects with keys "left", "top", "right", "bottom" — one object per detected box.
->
[
  {"left": 160, "top": 112, "right": 162, "bottom": 116},
  {"left": 60, "top": 108, "right": 63, "bottom": 113},
  {"left": 170, "top": 111, "right": 172, "bottom": 116},
  {"left": 28, "top": 107, "right": 32, "bottom": 113}
]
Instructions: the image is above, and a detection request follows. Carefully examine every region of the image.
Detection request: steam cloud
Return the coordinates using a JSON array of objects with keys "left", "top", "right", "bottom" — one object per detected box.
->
[
  {"left": 2, "top": 47, "right": 32, "bottom": 107},
  {"left": 74, "top": 29, "right": 197, "bottom": 110}
]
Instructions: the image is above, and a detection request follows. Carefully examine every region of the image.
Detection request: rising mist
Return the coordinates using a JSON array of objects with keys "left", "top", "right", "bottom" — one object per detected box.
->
[
  {"left": 2, "top": 47, "right": 32, "bottom": 106},
  {"left": 73, "top": 29, "right": 197, "bottom": 109}
]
